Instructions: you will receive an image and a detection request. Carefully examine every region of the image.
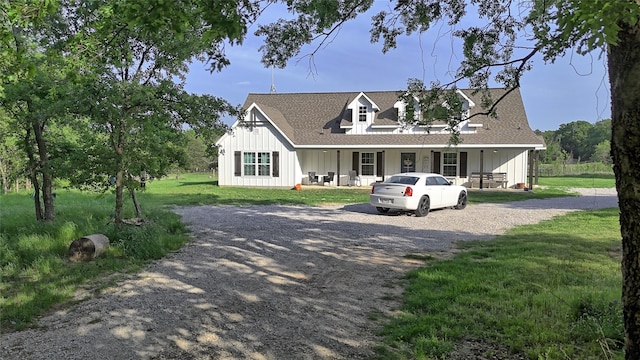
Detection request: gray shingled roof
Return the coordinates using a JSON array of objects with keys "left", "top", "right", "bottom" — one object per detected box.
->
[{"left": 243, "top": 88, "right": 545, "bottom": 148}]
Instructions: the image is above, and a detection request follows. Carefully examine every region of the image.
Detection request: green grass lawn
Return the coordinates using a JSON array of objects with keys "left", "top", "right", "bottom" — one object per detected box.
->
[
  {"left": 0, "top": 191, "right": 189, "bottom": 330},
  {"left": 141, "top": 173, "right": 577, "bottom": 207},
  {"left": 537, "top": 174, "right": 616, "bottom": 188},
  {"left": 140, "top": 173, "right": 373, "bottom": 206},
  {"left": 467, "top": 186, "right": 577, "bottom": 204},
  {"left": 0, "top": 172, "right": 622, "bottom": 359},
  {"left": 377, "top": 208, "right": 622, "bottom": 360}
]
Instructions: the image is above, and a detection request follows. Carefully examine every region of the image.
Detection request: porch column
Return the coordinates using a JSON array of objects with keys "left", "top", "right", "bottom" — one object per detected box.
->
[
  {"left": 336, "top": 150, "right": 340, "bottom": 187},
  {"left": 382, "top": 150, "right": 385, "bottom": 180},
  {"left": 479, "top": 150, "right": 484, "bottom": 189},
  {"left": 534, "top": 150, "right": 540, "bottom": 185},
  {"left": 528, "top": 149, "right": 534, "bottom": 191}
]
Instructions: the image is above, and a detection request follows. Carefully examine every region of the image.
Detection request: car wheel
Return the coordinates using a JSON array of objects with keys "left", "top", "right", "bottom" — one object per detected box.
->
[
  {"left": 415, "top": 196, "right": 430, "bottom": 217},
  {"left": 376, "top": 207, "right": 390, "bottom": 214},
  {"left": 454, "top": 191, "right": 467, "bottom": 210}
]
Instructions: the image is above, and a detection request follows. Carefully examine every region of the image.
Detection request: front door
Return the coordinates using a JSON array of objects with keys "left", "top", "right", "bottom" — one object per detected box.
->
[{"left": 401, "top": 153, "right": 416, "bottom": 173}]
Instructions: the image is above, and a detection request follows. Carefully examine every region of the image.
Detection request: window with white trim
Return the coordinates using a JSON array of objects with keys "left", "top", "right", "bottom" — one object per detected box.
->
[
  {"left": 243, "top": 152, "right": 255, "bottom": 176},
  {"left": 257, "top": 152, "right": 271, "bottom": 176},
  {"left": 243, "top": 152, "right": 271, "bottom": 176},
  {"left": 443, "top": 152, "right": 458, "bottom": 177},
  {"left": 358, "top": 106, "right": 367, "bottom": 122},
  {"left": 361, "top": 152, "right": 374, "bottom": 176}
]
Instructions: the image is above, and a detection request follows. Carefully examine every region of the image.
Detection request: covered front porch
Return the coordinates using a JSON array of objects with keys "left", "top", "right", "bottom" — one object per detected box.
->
[{"left": 297, "top": 147, "right": 541, "bottom": 189}]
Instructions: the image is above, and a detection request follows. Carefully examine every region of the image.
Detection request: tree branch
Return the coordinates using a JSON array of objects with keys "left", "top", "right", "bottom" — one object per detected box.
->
[
  {"left": 444, "top": 46, "right": 539, "bottom": 89},
  {"left": 445, "top": 46, "right": 540, "bottom": 120},
  {"left": 298, "top": 0, "right": 372, "bottom": 68}
]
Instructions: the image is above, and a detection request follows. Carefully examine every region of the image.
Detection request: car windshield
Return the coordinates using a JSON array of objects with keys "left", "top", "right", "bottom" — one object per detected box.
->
[{"left": 385, "top": 176, "right": 419, "bottom": 185}]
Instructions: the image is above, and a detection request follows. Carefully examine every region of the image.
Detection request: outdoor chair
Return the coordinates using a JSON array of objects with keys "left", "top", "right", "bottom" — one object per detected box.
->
[
  {"left": 308, "top": 172, "right": 319, "bottom": 185},
  {"left": 348, "top": 170, "right": 361, "bottom": 186},
  {"left": 323, "top": 172, "right": 335, "bottom": 185}
]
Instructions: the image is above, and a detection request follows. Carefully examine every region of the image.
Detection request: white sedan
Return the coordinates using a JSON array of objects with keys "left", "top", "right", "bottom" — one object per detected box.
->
[{"left": 370, "top": 172, "right": 468, "bottom": 216}]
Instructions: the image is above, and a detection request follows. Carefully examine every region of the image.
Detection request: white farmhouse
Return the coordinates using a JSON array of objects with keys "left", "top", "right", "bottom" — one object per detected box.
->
[{"left": 216, "top": 88, "right": 546, "bottom": 188}]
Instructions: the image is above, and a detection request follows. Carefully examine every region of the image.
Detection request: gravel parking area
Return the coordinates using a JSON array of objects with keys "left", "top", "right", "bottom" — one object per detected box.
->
[{"left": 0, "top": 189, "right": 618, "bottom": 359}]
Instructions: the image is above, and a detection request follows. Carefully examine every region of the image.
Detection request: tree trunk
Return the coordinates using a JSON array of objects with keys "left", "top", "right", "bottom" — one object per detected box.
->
[
  {"left": 30, "top": 168, "right": 43, "bottom": 221},
  {"left": 24, "top": 129, "right": 44, "bottom": 221},
  {"left": 114, "top": 169, "right": 124, "bottom": 225},
  {"left": 30, "top": 109, "right": 55, "bottom": 221},
  {"left": 0, "top": 158, "right": 8, "bottom": 194},
  {"left": 130, "top": 187, "right": 142, "bottom": 218},
  {"left": 40, "top": 165, "right": 55, "bottom": 221},
  {"left": 113, "top": 118, "right": 127, "bottom": 226},
  {"left": 608, "top": 21, "right": 640, "bottom": 359}
]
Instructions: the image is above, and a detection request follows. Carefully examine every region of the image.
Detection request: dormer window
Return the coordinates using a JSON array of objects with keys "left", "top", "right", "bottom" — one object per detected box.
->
[{"left": 358, "top": 106, "right": 367, "bottom": 122}]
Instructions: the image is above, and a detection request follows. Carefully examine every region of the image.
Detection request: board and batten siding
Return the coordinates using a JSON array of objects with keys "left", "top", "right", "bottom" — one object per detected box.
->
[
  {"left": 365, "top": 148, "right": 529, "bottom": 188},
  {"left": 217, "top": 119, "right": 298, "bottom": 187},
  {"left": 464, "top": 148, "right": 529, "bottom": 187}
]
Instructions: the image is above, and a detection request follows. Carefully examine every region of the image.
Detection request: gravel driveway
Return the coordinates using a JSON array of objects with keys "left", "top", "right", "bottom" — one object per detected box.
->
[{"left": 0, "top": 189, "right": 618, "bottom": 360}]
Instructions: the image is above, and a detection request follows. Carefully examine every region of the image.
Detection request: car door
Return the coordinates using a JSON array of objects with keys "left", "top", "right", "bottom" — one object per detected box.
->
[
  {"left": 435, "top": 175, "right": 458, "bottom": 207},
  {"left": 425, "top": 176, "right": 443, "bottom": 208}
]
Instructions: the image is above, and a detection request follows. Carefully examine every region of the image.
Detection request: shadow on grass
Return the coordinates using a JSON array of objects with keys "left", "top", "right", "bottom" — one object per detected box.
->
[
  {"left": 176, "top": 180, "right": 218, "bottom": 187},
  {"left": 141, "top": 193, "right": 312, "bottom": 207}
]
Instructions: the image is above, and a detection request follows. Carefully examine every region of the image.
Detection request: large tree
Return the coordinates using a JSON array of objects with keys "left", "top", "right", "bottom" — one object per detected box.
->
[
  {"left": 1, "top": 1, "right": 65, "bottom": 220},
  {"left": 253, "top": 0, "right": 640, "bottom": 358},
  {"left": 0, "top": 59, "right": 76, "bottom": 221},
  {"left": 34, "top": 0, "right": 248, "bottom": 224},
  {"left": 182, "top": 129, "right": 221, "bottom": 173},
  {"left": 537, "top": 129, "right": 568, "bottom": 164},
  {"left": 2, "top": 0, "right": 249, "bottom": 223},
  {"left": 537, "top": 119, "right": 611, "bottom": 163},
  {"left": 587, "top": 118, "right": 613, "bottom": 161},
  {"left": 555, "top": 120, "right": 593, "bottom": 160}
]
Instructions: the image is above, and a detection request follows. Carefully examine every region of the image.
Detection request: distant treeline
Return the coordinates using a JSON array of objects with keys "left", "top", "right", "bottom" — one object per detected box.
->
[{"left": 535, "top": 119, "right": 611, "bottom": 165}]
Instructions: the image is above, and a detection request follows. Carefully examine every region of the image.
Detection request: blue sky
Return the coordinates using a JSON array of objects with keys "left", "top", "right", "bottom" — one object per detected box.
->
[{"left": 185, "top": 3, "right": 611, "bottom": 132}]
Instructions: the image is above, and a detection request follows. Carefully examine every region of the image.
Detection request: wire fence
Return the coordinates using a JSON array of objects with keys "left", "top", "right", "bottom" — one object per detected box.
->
[{"left": 537, "top": 162, "right": 614, "bottom": 177}]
